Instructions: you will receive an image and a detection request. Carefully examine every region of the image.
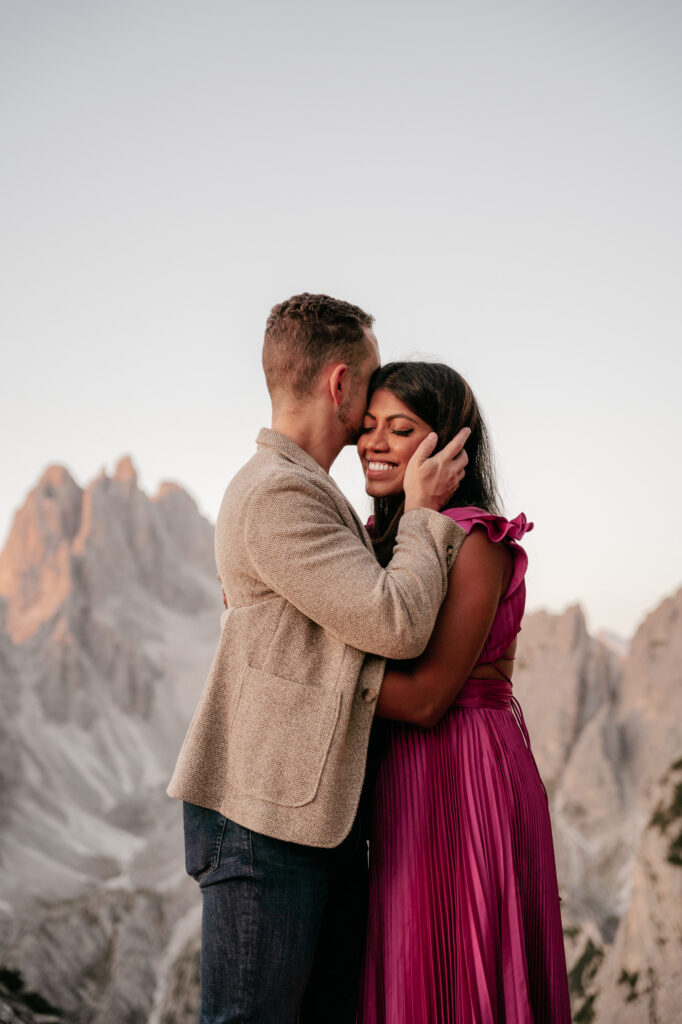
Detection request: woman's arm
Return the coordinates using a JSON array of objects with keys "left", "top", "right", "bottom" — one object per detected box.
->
[{"left": 375, "top": 528, "right": 513, "bottom": 728}]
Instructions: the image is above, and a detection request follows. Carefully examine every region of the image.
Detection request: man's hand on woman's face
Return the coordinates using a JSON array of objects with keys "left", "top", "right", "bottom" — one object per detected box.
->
[{"left": 403, "top": 428, "right": 470, "bottom": 513}]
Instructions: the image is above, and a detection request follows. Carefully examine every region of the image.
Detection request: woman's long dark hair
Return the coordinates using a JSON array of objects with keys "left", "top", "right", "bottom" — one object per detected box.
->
[{"left": 369, "top": 362, "right": 500, "bottom": 566}]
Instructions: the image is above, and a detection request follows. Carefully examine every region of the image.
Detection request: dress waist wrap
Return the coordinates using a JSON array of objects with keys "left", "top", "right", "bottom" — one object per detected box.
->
[
  {"left": 451, "top": 678, "right": 513, "bottom": 710},
  {"left": 450, "top": 678, "right": 533, "bottom": 755}
]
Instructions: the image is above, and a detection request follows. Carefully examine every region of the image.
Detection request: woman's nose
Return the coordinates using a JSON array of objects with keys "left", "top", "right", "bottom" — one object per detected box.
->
[{"left": 368, "top": 428, "right": 390, "bottom": 452}]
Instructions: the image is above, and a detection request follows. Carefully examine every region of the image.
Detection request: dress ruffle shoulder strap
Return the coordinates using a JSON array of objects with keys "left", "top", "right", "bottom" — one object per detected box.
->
[
  {"left": 441, "top": 506, "right": 533, "bottom": 542},
  {"left": 442, "top": 506, "right": 533, "bottom": 598}
]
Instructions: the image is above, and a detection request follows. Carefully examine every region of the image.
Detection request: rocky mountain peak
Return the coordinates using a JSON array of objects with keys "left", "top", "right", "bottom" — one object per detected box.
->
[
  {"left": 0, "top": 456, "right": 679, "bottom": 1024},
  {"left": 0, "top": 465, "right": 83, "bottom": 643},
  {"left": 0, "top": 459, "right": 225, "bottom": 1024},
  {"left": 618, "top": 586, "right": 682, "bottom": 801},
  {"left": 515, "top": 602, "right": 623, "bottom": 817},
  {"left": 154, "top": 481, "right": 184, "bottom": 500},
  {"left": 0, "top": 458, "right": 216, "bottom": 644},
  {"left": 113, "top": 455, "right": 138, "bottom": 485}
]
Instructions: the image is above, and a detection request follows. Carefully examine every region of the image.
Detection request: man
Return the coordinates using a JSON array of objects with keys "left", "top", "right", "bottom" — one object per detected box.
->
[{"left": 168, "top": 293, "right": 469, "bottom": 1023}]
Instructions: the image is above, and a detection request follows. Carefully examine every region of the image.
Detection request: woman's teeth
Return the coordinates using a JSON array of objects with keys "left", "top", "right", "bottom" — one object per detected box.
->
[{"left": 368, "top": 461, "right": 395, "bottom": 471}]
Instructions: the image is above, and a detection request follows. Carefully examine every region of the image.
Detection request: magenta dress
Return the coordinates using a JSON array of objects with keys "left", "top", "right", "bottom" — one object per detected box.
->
[{"left": 358, "top": 507, "right": 571, "bottom": 1024}]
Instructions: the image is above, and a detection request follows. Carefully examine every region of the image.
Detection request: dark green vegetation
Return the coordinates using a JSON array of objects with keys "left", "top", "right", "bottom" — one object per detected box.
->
[
  {"left": 573, "top": 993, "right": 597, "bottom": 1023},
  {"left": 650, "top": 754, "right": 682, "bottom": 866},
  {"left": 568, "top": 938, "right": 604, "bottom": 1024},
  {"left": 618, "top": 967, "right": 640, "bottom": 1003},
  {"left": 0, "top": 967, "right": 63, "bottom": 1021}
]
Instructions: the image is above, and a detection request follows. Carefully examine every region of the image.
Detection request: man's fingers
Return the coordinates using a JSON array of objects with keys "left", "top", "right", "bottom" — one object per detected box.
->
[
  {"left": 437, "top": 426, "right": 471, "bottom": 462},
  {"left": 404, "top": 426, "right": 469, "bottom": 509},
  {"left": 443, "top": 450, "right": 467, "bottom": 487},
  {"left": 409, "top": 431, "right": 439, "bottom": 466},
  {"left": 452, "top": 448, "right": 468, "bottom": 475}
]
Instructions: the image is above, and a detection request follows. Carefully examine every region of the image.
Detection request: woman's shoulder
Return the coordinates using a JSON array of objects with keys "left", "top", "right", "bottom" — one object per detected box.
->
[
  {"left": 442, "top": 506, "right": 532, "bottom": 597},
  {"left": 441, "top": 506, "right": 533, "bottom": 543}
]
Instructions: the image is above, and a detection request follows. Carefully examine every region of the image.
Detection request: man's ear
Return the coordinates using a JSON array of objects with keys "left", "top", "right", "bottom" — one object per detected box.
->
[{"left": 327, "top": 363, "right": 349, "bottom": 409}]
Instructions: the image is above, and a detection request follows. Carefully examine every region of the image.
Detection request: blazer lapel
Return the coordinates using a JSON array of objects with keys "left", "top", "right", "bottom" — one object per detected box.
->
[
  {"left": 257, "top": 428, "right": 374, "bottom": 552},
  {"left": 325, "top": 476, "right": 373, "bottom": 550}
]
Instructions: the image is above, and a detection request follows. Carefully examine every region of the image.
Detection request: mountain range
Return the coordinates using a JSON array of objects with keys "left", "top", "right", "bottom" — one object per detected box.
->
[{"left": 0, "top": 458, "right": 679, "bottom": 1023}]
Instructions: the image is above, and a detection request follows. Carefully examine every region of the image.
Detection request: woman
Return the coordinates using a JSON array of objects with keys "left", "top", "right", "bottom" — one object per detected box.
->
[{"left": 356, "top": 362, "right": 571, "bottom": 1023}]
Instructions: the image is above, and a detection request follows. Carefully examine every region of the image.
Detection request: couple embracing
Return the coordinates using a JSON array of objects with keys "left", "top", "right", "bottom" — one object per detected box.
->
[{"left": 168, "top": 294, "right": 571, "bottom": 1023}]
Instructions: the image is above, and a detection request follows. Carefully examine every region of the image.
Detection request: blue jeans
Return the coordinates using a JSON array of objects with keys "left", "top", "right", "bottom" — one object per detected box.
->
[{"left": 183, "top": 802, "right": 369, "bottom": 1024}]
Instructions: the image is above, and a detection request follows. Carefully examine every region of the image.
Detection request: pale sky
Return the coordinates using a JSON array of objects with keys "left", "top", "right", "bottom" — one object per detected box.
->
[{"left": 1, "top": 0, "right": 681, "bottom": 638}]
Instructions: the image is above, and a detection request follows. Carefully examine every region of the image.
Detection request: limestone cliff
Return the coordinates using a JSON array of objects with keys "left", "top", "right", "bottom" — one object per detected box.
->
[
  {"left": 0, "top": 458, "right": 218, "bottom": 1023},
  {"left": 516, "top": 590, "right": 682, "bottom": 1023},
  {"left": 0, "top": 460, "right": 679, "bottom": 1022}
]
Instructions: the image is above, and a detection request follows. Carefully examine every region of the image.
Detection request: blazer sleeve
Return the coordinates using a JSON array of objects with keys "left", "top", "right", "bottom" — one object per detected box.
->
[{"left": 243, "top": 474, "right": 465, "bottom": 659}]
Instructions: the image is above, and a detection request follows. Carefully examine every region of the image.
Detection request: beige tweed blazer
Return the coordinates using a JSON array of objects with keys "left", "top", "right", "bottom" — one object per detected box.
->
[{"left": 167, "top": 428, "right": 465, "bottom": 847}]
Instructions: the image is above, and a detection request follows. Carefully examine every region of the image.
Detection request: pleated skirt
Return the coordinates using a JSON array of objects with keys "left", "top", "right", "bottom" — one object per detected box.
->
[{"left": 357, "top": 682, "right": 572, "bottom": 1023}]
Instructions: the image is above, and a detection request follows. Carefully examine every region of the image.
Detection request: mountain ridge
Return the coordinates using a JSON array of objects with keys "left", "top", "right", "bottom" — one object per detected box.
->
[{"left": 0, "top": 458, "right": 679, "bottom": 1022}]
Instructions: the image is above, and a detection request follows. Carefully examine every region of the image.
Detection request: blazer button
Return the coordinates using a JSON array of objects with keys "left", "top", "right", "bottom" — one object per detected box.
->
[{"left": 361, "top": 688, "right": 378, "bottom": 704}]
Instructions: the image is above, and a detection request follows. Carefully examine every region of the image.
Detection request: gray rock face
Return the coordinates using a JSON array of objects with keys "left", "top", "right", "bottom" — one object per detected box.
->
[
  {"left": 593, "top": 756, "right": 682, "bottom": 1023},
  {"left": 0, "top": 459, "right": 679, "bottom": 1022},
  {"left": 618, "top": 589, "right": 682, "bottom": 802},
  {"left": 515, "top": 605, "right": 622, "bottom": 798},
  {"left": 515, "top": 589, "right": 682, "bottom": 1022},
  {"left": 515, "top": 606, "right": 629, "bottom": 942},
  {"left": 0, "top": 459, "right": 218, "bottom": 1022}
]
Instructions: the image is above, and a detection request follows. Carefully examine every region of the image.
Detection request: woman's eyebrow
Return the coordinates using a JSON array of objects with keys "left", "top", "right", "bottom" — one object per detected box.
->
[
  {"left": 363, "top": 411, "right": 419, "bottom": 424},
  {"left": 386, "top": 413, "right": 419, "bottom": 424}
]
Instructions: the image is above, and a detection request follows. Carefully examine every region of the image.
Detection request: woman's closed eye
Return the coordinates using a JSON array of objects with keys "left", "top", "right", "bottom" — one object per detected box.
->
[{"left": 361, "top": 424, "right": 414, "bottom": 436}]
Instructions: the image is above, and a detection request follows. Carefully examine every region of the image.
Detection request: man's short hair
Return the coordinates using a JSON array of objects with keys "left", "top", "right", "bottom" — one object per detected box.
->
[{"left": 263, "top": 293, "right": 375, "bottom": 400}]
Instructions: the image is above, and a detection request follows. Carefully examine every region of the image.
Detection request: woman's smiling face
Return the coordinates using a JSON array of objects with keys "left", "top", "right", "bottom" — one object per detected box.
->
[{"left": 357, "top": 388, "right": 434, "bottom": 497}]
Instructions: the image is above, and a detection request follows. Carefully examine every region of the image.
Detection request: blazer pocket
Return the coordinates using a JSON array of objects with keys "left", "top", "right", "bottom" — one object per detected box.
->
[{"left": 227, "top": 666, "right": 342, "bottom": 807}]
